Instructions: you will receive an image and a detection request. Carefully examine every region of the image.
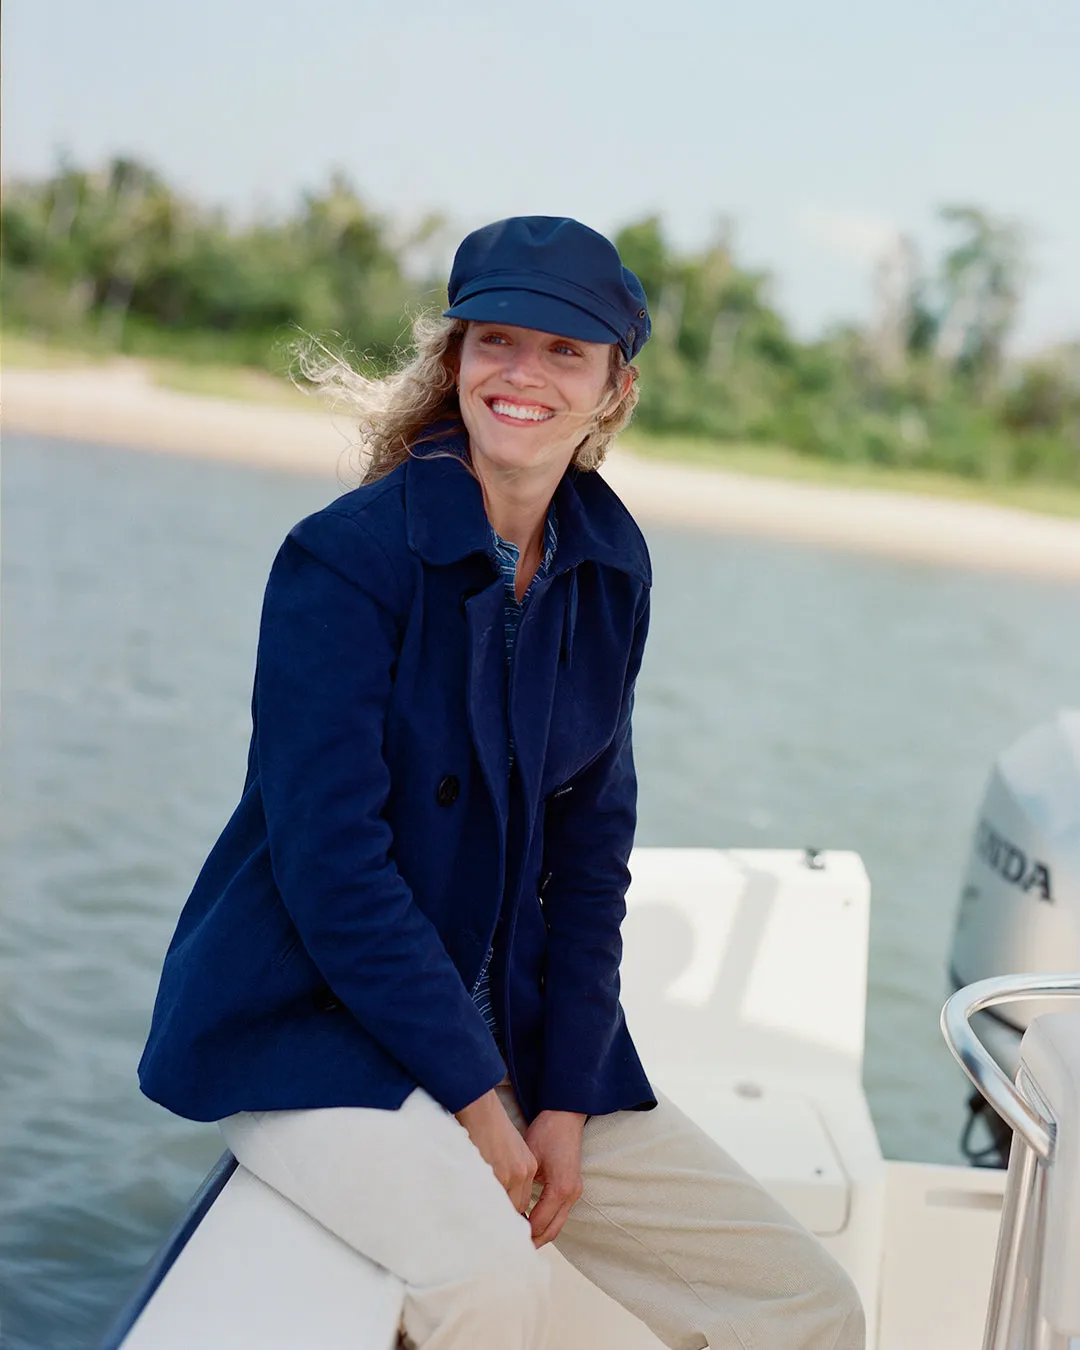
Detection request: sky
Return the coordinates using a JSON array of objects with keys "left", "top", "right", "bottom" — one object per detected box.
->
[{"left": 4, "top": 0, "right": 1078, "bottom": 352}]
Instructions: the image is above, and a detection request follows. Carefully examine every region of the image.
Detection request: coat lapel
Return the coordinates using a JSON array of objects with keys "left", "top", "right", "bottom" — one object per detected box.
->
[
  {"left": 464, "top": 579, "right": 510, "bottom": 833},
  {"left": 507, "top": 573, "right": 564, "bottom": 836},
  {"left": 402, "top": 438, "right": 648, "bottom": 851}
]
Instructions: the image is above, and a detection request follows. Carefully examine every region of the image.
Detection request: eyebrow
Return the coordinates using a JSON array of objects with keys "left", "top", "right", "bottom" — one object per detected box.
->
[{"left": 474, "top": 325, "right": 589, "bottom": 351}]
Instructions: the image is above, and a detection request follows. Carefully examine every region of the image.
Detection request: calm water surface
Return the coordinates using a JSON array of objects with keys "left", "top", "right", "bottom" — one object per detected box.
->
[{"left": 3, "top": 433, "right": 1079, "bottom": 1348}]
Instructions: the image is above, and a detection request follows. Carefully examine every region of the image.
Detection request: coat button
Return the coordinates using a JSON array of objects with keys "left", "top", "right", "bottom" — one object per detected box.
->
[
  {"left": 313, "top": 986, "right": 342, "bottom": 1013},
  {"left": 436, "top": 774, "right": 460, "bottom": 806}
]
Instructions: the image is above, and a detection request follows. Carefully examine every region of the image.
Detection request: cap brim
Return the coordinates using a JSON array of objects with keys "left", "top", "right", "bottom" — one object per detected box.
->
[{"left": 444, "top": 289, "right": 621, "bottom": 347}]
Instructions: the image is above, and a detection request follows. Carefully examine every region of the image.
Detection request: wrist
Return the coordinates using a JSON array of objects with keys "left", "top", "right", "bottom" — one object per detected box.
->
[
  {"left": 536, "top": 1108, "right": 587, "bottom": 1130},
  {"left": 455, "top": 1087, "right": 500, "bottom": 1127}
]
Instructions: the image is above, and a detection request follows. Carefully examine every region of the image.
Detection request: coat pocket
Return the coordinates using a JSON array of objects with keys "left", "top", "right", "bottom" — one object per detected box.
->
[{"left": 274, "top": 931, "right": 304, "bottom": 967}]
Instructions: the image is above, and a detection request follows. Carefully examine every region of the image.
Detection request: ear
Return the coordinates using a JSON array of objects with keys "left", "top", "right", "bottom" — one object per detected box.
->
[{"left": 618, "top": 369, "right": 633, "bottom": 399}]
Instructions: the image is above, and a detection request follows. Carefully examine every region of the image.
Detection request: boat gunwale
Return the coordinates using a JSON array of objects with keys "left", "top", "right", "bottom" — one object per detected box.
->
[{"left": 97, "top": 1150, "right": 238, "bottom": 1350}]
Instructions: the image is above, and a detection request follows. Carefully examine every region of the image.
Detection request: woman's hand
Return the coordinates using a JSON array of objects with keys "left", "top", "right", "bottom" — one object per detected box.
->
[
  {"left": 522, "top": 1109, "right": 586, "bottom": 1247},
  {"left": 456, "top": 1089, "right": 538, "bottom": 1215}
]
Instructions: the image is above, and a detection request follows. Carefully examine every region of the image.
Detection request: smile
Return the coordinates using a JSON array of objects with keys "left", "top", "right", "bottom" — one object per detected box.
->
[{"left": 485, "top": 398, "right": 555, "bottom": 423}]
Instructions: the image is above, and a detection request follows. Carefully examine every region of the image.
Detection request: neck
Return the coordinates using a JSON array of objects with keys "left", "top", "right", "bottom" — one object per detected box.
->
[{"left": 472, "top": 458, "right": 559, "bottom": 556}]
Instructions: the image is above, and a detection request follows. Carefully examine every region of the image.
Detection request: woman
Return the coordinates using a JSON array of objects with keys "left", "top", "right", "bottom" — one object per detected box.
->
[{"left": 139, "top": 216, "right": 864, "bottom": 1349}]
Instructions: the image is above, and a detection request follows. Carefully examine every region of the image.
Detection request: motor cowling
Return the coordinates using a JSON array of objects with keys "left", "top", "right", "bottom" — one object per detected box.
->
[
  {"left": 950, "top": 708, "right": 1080, "bottom": 1019},
  {"left": 949, "top": 709, "right": 1080, "bottom": 1164}
]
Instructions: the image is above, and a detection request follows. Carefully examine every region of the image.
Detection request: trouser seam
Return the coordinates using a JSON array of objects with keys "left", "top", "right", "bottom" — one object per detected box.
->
[{"left": 574, "top": 1194, "right": 754, "bottom": 1350}]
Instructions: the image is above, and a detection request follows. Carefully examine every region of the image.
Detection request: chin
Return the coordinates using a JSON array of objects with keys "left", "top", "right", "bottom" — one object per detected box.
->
[{"left": 472, "top": 431, "right": 567, "bottom": 476}]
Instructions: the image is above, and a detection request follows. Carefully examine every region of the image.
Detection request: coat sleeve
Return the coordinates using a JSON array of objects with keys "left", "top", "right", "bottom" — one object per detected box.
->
[
  {"left": 255, "top": 510, "right": 507, "bottom": 1115},
  {"left": 536, "top": 587, "right": 656, "bottom": 1115}
]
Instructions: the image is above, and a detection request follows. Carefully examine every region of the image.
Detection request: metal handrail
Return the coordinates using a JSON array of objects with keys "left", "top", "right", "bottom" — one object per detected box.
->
[{"left": 940, "top": 973, "right": 1080, "bottom": 1162}]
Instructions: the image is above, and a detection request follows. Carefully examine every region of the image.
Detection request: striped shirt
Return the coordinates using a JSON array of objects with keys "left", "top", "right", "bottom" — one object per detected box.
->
[{"left": 471, "top": 505, "right": 559, "bottom": 1039}]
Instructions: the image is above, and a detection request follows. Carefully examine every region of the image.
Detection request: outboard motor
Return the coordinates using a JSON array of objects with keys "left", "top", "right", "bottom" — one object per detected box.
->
[{"left": 948, "top": 708, "right": 1080, "bottom": 1167}]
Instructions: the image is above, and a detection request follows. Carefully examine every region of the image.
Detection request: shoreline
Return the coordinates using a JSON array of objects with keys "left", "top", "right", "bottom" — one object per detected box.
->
[{"left": 5, "top": 362, "right": 1080, "bottom": 582}]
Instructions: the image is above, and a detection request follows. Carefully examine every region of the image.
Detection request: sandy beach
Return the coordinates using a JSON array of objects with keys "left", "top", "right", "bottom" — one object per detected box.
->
[{"left": 5, "top": 361, "right": 1080, "bottom": 581}]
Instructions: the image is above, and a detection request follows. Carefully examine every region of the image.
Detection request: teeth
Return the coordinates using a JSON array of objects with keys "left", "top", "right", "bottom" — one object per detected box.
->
[{"left": 490, "top": 399, "right": 553, "bottom": 422}]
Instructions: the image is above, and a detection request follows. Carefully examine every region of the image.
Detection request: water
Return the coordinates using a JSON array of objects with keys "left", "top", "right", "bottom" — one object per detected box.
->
[{"left": 3, "top": 432, "right": 1078, "bottom": 1349}]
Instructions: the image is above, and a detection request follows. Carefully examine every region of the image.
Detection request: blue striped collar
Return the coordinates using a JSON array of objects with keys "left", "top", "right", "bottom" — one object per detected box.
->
[{"left": 488, "top": 504, "right": 559, "bottom": 603}]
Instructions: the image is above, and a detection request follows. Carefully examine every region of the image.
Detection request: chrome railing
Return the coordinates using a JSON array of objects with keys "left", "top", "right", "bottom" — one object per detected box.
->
[{"left": 941, "top": 974, "right": 1080, "bottom": 1350}]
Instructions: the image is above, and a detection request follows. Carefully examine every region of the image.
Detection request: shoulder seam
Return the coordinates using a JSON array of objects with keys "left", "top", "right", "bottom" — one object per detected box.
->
[
  {"left": 324, "top": 472, "right": 403, "bottom": 521},
  {"left": 338, "top": 510, "right": 409, "bottom": 614},
  {"left": 291, "top": 490, "right": 411, "bottom": 614}
]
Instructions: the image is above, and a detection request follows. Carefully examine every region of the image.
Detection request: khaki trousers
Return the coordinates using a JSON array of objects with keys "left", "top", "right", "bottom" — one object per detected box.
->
[{"left": 220, "top": 1084, "right": 864, "bottom": 1350}]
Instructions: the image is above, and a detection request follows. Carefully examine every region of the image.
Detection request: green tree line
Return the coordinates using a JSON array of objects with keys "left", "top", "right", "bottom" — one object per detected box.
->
[{"left": 3, "top": 157, "right": 1078, "bottom": 483}]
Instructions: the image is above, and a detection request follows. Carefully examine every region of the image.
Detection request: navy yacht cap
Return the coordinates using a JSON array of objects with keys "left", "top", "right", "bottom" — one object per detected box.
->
[{"left": 444, "top": 216, "right": 652, "bottom": 362}]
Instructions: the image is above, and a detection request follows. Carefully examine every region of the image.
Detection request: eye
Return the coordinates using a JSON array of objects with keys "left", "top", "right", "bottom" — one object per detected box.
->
[
  {"left": 552, "top": 341, "right": 582, "bottom": 357},
  {"left": 479, "top": 330, "right": 510, "bottom": 346}
]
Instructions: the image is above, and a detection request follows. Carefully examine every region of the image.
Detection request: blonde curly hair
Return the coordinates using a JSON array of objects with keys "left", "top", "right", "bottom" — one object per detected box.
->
[{"left": 294, "top": 314, "right": 639, "bottom": 484}]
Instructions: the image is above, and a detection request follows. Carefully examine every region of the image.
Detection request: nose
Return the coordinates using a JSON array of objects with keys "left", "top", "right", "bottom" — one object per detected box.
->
[{"left": 503, "top": 341, "right": 545, "bottom": 388}]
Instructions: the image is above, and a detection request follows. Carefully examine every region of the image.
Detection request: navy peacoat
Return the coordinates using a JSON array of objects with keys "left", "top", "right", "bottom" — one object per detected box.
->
[{"left": 138, "top": 435, "right": 656, "bottom": 1124}]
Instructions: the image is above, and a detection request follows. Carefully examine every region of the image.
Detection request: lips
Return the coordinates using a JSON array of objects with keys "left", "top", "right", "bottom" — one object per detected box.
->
[{"left": 485, "top": 397, "right": 555, "bottom": 424}]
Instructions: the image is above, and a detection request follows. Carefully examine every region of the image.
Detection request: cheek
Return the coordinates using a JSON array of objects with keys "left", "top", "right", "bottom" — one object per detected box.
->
[
  {"left": 456, "top": 353, "right": 493, "bottom": 437},
  {"left": 568, "top": 368, "right": 611, "bottom": 414},
  {"left": 458, "top": 345, "right": 501, "bottom": 397},
  {"left": 456, "top": 349, "right": 477, "bottom": 395}
]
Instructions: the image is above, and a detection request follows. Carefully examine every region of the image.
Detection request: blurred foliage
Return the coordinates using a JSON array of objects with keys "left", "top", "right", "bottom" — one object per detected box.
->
[{"left": 3, "top": 157, "right": 1078, "bottom": 484}]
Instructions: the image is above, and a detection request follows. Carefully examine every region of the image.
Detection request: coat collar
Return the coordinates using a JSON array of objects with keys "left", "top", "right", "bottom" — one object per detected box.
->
[{"left": 403, "top": 431, "right": 651, "bottom": 586}]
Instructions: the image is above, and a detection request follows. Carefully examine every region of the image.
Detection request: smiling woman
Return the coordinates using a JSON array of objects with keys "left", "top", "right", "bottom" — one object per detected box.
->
[
  {"left": 297, "top": 306, "right": 638, "bottom": 485},
  {"left": 459, "top": 322, "right": 629, "bottom": 471},
  {"left": 137, "top": 216, "right": 864, "bottom": 1349}
]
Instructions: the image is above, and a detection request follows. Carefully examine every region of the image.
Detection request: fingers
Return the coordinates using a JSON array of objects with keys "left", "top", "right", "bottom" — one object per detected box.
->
[
  {"left": 499, "top": 1144, "right": 538, "bottom": 1216},
  {"left": 528, "top": 1177, "right": 583, "bottom": 1247},
  {"left": 458, "top": 1090, "right": 539, "bottom": 1216},
  {"left": 509, "top": 1179, "right": 535, "bottom": 1215},
  {"left": 520, "top": 1110, "right": 586, "bottom": 1245}
]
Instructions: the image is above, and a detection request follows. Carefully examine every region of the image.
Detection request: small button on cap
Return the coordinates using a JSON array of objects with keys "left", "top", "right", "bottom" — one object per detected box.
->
[{"left": 436, "top": 774, "right": 460, "bottom": 806}]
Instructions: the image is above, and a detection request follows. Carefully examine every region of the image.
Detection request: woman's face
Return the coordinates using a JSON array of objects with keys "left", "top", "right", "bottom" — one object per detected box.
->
[{"left": 457, "top": 322, "right": 615, "bottom": 482}]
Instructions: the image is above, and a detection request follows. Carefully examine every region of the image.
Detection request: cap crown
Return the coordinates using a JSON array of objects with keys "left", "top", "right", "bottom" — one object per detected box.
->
[{"left": 446, "top": 216, "right": 651, "bottom": 360}]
